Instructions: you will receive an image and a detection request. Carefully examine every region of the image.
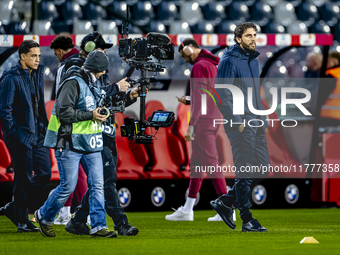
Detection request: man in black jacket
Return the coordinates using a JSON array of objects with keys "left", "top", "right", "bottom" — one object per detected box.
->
[
  {"left": 63, "top": 32, "right": 140, "bottom": 236},
  {"left": 0, "top": 40, "right": 51, "bottom": 233}
]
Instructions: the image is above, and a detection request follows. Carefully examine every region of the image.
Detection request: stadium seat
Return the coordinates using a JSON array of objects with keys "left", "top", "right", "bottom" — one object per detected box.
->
[
  {"left": 0, "top": 0, "right": 13, "bottom": 25},
  {"left": 114, "top": 113, "right": 149, "bottom": 180},
  {"left": 173, "top": 103, "right": 191, "bottom": 176},
  {"left": 106, "top": 1, "right": 130, "bottom": 20},
  {"left": 145, "top": 21, "right": 167, "bottom": 33},
  {"left": 201, "top": 3, "right": 226, "bottom": 26},
  {"left": 216, "top": 20, "right": 237, "bottom": 34},
  {"left": 264, "top": 21, "right": 286, "bottom": 33},
  {"left": 250, "top": 2, "right": 273, "bottom": 26},
  {"left": 154, "top": 1, "right": 178, "bottom": 26},
  {"left": 286, "top": 21, "right": 308, "bottom": 34},
  {"left": 273, "top": 2, "right": 297, "bottom": 26},
  {"left": 32, "top": 20, "right": 55, "bottom": 35},
  {"left": 190, "top": 21, "right": 215, "bottom": 34},
  {"left": 227, "top": 2, "right": 250, "bottom": 23},
  {"left": 0, "top": 22, "right": 6, "bottom": 34},
  {"left": 38, "top": 1, "right": 58, "bottom": 21},
  {"left": 57, "top": 1, "right": 83, "bottom": 21},
  {"left": 334, "top": 22, "right": 340, "bottom": 42},
  {"left": 51, "top": 20, "right": 73, "bottom": 34},
  {"left": 97, "top": 20, "right": 119, "bottom": 34},
  {"left": 309, "top": 20, "right": 331, "bottom": 33},
  {"left": 130, "top": 1, "right": 155, "bottom": 26},
  {"left": 72, "top": 20, "right": 94, "bottom": 34},
  {"left": 81, "top": 2, "right": 107, "bottom": 25},
  {"left": 6, "top": 21, "right": 30, "bottom": 35},
  {"left": 0, "top": 139, "right": 11, "bottom": 169},
  {"left": 180, "top": 2, "right": 204, "bottom": 26},
  {"left": 144, "top": 100, "right": 186, "bottom": 179},
  {"left": 169, "top": 21, "right": 191, "bottom": 34},
  {"left": 45, "top": 100, "right": 55, "bottom": 122},
  {"left": 296, "top": 2, "right": 319, "bottom": 26},
  {"left": 319, "top": 3, "right": 340, "bottom": 26}
]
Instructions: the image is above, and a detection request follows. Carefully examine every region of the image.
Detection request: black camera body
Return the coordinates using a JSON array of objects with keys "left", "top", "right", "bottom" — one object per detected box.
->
[
  {"left": 121, "top": 110, "right": 175, "bottom": 144},
  {"left": 119, "top": 33, "right": 175, "bottom": 61}
]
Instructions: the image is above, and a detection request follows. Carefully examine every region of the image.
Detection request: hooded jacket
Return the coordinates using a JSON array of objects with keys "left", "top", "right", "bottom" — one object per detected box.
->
[
  {"left": 189, "top": 49, "right": 221, "bottom": 126},
  {"left": 0, "top": 62, "right": 48, "bottom": 148},
  {"left": 216, "top": 43, "right": 267, "bottom": 132}
]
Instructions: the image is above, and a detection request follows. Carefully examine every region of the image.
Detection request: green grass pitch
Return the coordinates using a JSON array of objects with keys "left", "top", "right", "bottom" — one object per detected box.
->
[{"left": 0, "top": 208, "right": 339, "bottom": 255}]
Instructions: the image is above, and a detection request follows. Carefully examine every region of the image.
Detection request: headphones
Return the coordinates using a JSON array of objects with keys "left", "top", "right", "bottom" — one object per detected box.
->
[
  {"left": 181, "top": 41, "right": 194, "bottom": 56},
  {"left": 84, "top": 31, "right": 101, "bottom": 53}
]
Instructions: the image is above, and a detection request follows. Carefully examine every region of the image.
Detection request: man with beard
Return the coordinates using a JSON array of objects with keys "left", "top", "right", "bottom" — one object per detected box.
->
[{"left": 210, "top": 22, "right": 270, "bottom": 232}]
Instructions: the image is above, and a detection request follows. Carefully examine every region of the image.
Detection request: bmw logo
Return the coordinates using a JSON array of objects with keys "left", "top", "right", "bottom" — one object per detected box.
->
[
  {"left": 118, "top": 187, "right": 131, "bottom": 208},
  {"left": 285, "top": 184, "right": 299, "bottom": 204},
  {"left": 185, "top": 188, "right": 200, "bottom": 206},
  {"left": 252, "top": 185, "right": 267, "bottom": 205},
  {"left": 151, "top": 187, "right": 166, "bottom": 207}
]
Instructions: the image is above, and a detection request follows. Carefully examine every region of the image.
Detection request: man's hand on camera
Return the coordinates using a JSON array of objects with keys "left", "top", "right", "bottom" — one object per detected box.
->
[
  {"left": 93, "top": 107, "right": 107, "bottom": 122},
  {"left": 130, "top": 86, "right": 149, "bottom": 100},
  {"left": 185, "top": 125, "right": 195, "bottom": 141},
  {"left": 118, "top": 77, "right": 131, "bottom": 93}
]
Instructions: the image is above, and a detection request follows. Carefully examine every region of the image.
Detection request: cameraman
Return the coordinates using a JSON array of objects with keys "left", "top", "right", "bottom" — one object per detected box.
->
[
  {"left": 35, "top": 50, "right": 117, "bottom": 238},
  {"left": 62, "top": 32, "right": 140, "bottom": 236}
]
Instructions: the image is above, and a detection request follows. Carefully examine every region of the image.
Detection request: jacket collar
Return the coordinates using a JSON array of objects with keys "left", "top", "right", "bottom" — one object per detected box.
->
[
  {"left": 228, "top": 43, "right": 260, "bottom": 61},
  {"left": 15, "top": 61, "right": 44, "bottom": 76}
]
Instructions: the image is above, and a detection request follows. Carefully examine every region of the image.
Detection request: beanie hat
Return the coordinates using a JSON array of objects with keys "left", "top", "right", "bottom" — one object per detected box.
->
[{"left": 84, "top": 50, "right": 109, "bottom": 73}]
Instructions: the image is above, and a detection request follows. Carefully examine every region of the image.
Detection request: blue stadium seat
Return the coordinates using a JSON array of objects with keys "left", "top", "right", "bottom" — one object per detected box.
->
[
  {"left": 264, "top": 21, "right": 286, "bottom": 33},
  {"left": 130, "top": 1, "right": 155, "bottom": 26},
  {"left": 216, "top": 20, "right": 237, "bottom": 34},
  {"left": 201, "top": 3, "right": 226, "bottom": 26},
  {"left": 33, "top": 20, "right": 55, "bottom": 35},
  {"left": 180, "top": 2, "right": 204, "bottom": 26},
  {"left": 0, "top": 0, "right": 13, "bottom": 25},
  {"left": 296, "top": 2, "right": 319, "bottom": 26},
  {"left": 38, "top": 1, "right": 59, "bottom": 21},
  {"left": 6, "top": 21, "right": 30, "bottom": 35},
  {"left": 106, "top": 2, "right": 130, "bottom": 20},
  {"left": 250, "top": 2, "right": 273, "bottom": 26},
  {"left": 73, "top": 20, "right": 94, "bottom": 34},
  {"left": 97, "top": 20, "right": 119, "bottom": 34},
  {"left": 0, "top": 22, "right": 6, "bottom": 34},
  {"left": 190, "top": 21, "right": 215, "bottom": 34},
  {"left": 168, "top": 21, "right": 191, "bottom": 34},
  {"left": 155, "top": 1, "right": 178, "bottom": 26},
  {"left": 145, "top": 21, "right": 167, "bottom": 33},
  {"left": 227, "top": 2, "right": 250, "bottom": 22},
  {"left": 319, "top": 3, "right": 339, "bottom": 26},
  {"left": 81, "top": 2, "right": 107, "bottom": 25},
  {"left": 309, "top": 20, "right": 331, "bottom": 33},
  {"left": 51, "top": 20, "right": 73, "bottom": 34},
  {"left": 57, "top": 1, "right": 83, "bottom": 21},
  {"left": 273, "top": 2, "right": 297, "bottom": 26},
  {"left": 286, "top": 20, "right": 308, "bottom": 33}
]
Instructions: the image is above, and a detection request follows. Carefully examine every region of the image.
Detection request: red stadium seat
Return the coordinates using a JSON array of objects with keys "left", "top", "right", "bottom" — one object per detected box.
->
[
  {"left": 0, "top": 139, "right": 11, "bottom": 169},
  {"left": 114, "top": 113, "right": 149, "bottom": 180},
  {"left": 45, "top": 100, "right": 55, "bottom": 122},
  {"left": 144, "top": 100, "right": 185, "bottom": 179}
]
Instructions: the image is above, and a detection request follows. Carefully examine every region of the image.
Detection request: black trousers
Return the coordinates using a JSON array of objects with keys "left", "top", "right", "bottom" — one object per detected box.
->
[
  {"left": 10, "top": 139, "right": 51, "bottom": 224},
  {"left": 74, "top": 136, "right": 128, "bottom": 227},
  {"left": 220, "top": 127, "right": 270, "bottom": 222}
]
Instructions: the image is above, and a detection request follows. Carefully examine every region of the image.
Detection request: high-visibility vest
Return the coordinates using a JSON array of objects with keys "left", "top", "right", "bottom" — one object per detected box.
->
[{"left": 320, "top": 66, "right": 340, "bottom": 120}]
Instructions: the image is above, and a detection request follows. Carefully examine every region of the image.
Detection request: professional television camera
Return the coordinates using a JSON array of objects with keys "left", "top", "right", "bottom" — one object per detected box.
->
[{"left": 118, "top": 32, "right": 176, "bottom": 145}]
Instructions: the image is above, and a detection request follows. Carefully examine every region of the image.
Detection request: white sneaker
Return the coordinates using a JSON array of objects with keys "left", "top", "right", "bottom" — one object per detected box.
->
[
  {"left": 54, "top": 209, "right": 71, "bottom": 225},
  {"left": 207, "top": 210, "right": 237, "bottom": 222},
  {"left": 86, "top": 215, "right": 91, "bottom": 226},
  {"left": 165, "top": 206, "right": 194, "bottom": 221}
]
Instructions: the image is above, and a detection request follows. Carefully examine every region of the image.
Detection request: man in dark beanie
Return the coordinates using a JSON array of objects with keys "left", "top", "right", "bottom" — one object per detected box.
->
[
  {"left": 0, "top": 40, "right": 51, "bottom": 233},
  {"left": 35, "top": 50, "right": 123, "bottom": 238}
]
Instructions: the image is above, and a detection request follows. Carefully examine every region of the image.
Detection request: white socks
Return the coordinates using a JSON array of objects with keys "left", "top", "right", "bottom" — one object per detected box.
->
[
  {"left": 183, "top": 197, "right": 196, "bottom": 212},
  {"left": 60, "top": 206, "right": 71, "bottom": 216}
]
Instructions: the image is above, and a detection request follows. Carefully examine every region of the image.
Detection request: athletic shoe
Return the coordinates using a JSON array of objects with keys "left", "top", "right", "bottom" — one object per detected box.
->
[
  {"left": 115, "top": 221, "right": 139, "bottom": 236},
  {"left": 0, "top": 201, "right": 17, "bottom": 226},
  {"left": 65, "top": 219, "right": 90, "bottom": 235},
  {"left": 208, "top": 210, "right": 237, "bottom": 221},
  {"left": 242, "top": 219, "right": 267, "bottom": 232},
  {"left": 34, "top": 210, "right": 56, "bottom": 237},
  {"left": 165, "top": 206, "right": 193, "bottom": 221},
  {"left": 90, "top": 229, "right": 117, "bottom": 238},
  {"left": 54, "top": 209, "right": 71, "bottom": 225},
  {"left": 86, "top": 215, "right": 91, "bottom": 226},
  {"left": 17, "top": 221, "right": 40, "bottom": 233},
  {"left": 210, "top": 199, "right": 236, "bottom": 230}
]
